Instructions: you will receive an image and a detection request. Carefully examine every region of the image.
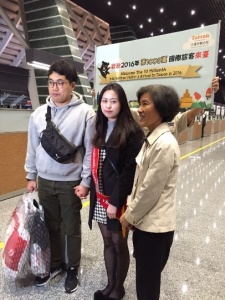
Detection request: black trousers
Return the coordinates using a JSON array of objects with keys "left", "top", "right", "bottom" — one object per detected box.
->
[
  {"left": 133, "top": 229, "right": 174, "bottom": 300},
  {"left": 38, "top": 177, "right": 82, "bottom": 269},
  {"left": 201, "top": 118, "right": 206, "bottom": 137}
]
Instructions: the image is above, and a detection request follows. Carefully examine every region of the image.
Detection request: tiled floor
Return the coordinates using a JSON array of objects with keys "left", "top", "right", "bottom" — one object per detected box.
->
[{"left": 1, "top": 132, "right": 225, "bottom": 299}]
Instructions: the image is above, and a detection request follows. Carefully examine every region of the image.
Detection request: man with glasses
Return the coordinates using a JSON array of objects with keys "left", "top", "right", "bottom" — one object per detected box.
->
[{"left": 25, "top": 59, "right": 95, "bottom": 293}]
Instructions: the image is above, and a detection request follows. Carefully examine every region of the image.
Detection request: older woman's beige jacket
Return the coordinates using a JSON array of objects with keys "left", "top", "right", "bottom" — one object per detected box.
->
[{"left": 125, "top": 123, "right": 180, "bottom": 233}]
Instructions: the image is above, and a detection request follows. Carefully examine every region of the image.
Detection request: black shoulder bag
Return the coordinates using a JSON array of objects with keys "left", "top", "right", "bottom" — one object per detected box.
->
[{"left": 41, "top": 106, "right": 79, "bottom": 163}]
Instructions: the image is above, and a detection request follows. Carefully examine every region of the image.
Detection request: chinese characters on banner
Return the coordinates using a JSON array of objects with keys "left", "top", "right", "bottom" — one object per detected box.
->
[{"left": 95, "top": 23, "right": 220, "bottom": 108}]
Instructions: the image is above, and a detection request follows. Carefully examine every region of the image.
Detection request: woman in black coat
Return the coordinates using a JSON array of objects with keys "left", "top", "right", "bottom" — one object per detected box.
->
[{"left": 89, "top": 83, "right": 144, "bottom": 300}]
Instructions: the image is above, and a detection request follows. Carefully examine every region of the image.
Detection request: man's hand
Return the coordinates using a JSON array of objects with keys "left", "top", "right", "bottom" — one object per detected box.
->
[
  {"left": 91, "top": 89, "right": 95, "bottom": 97},
  {"left": 212, "top": 77, "right": 219, "bottom": 93},
  {"left": 74, "top": 185, "right": 89, "bottom": 198},
  {"left": 186, "top": 77, "right": 219, "bottom": 126},
  {"left": 27, "top": 180, "right": 37, "bottom": 192}
]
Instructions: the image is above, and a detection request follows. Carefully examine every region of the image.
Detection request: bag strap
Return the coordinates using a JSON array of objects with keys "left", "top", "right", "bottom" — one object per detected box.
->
[
  {"left": 107, "top": 157, "right": 119, "bottom": 176},
  {"left": 45, "top": 106, "right": 59, "bottom": 129},
  {"left": 45, "top": 106, "right": 52, "bottom": 123},
  {"left": 104, "top": 146, "right": 119, "bottom": 176},
  {"left": 44, "top": 106, "right": 80, "bottom": 149}
]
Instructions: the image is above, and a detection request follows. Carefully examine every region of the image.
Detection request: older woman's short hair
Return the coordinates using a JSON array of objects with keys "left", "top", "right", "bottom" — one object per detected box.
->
[{"left": 137, "top": 85, "right": 180, "bottom": 122}]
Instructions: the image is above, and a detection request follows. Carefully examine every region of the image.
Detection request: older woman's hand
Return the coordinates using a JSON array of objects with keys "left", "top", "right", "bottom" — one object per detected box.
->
[{"left": 120, "top": 213, "right": 130, "bottom": 228}]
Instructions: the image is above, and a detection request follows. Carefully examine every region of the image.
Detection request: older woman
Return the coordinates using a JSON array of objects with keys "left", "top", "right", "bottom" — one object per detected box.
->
[{"left": 120, "top": 85, "right": 181, "bottom": 300}]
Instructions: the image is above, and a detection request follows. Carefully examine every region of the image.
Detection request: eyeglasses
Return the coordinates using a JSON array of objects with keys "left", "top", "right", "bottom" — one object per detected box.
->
[{"left": 47, "top": 80, "right": 66, "bottom": 89}]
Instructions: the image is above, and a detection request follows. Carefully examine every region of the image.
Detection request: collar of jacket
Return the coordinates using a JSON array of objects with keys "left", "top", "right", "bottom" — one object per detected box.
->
[{"left": 145, "top": 123, "right": 170, "bottom": 147}]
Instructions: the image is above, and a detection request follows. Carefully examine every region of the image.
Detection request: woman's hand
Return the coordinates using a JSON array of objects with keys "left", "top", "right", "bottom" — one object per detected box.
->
[
  {"left": 120, "top": 213, "right": 130, "bottom": 229},
  {"left": 107, "top": 204, "right": 117, "bottom": 219}
]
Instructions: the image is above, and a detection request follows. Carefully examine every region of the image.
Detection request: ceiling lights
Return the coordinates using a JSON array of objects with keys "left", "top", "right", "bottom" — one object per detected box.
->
[
  {"left": 107, "top": 2, "right": 224, "bottom": 79},
  {"left": 27, "top": 61, "right": 50, "bottom": 71},
  {"left": 25, "top": 48, "right": 83, "bottom": 73}
]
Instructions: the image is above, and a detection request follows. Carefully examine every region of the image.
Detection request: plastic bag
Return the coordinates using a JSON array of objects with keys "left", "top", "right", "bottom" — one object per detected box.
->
[
  {"left": 2, "top": 192, "right": 50, "bottom": 279},
  {"left": 2, "top": 192, "right": 38, "bottom": 279},
  {"left": 28, "top": 199, "right": 51, "bottom": 277}
]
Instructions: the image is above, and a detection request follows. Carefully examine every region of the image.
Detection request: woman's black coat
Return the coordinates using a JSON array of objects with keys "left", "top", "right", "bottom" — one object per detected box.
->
[{"left": 89, "top": 125, "right": 144, "bottom": 231}]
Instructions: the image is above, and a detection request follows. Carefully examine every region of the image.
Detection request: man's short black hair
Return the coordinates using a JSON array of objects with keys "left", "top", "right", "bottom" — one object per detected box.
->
[
  {"left": 137, "top": 84, "right": 180, "bottom": 122},
  {"left": 48, "top": 59, "right": 78, "bottom": 83}
]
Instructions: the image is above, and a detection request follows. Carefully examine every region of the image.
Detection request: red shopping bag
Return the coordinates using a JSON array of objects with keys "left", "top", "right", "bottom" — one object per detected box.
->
[
  {"left": 3, "top": 211, "right": 28, "bottom": 271},
  {"left": 2, "top": 193, "right": 36, "bottom": 279},
  {"left": 3, "top": 228, "right": 28, "bottom": 271},
  {"left": 2, "top": 192, "right": 50, "bottom": 279}
]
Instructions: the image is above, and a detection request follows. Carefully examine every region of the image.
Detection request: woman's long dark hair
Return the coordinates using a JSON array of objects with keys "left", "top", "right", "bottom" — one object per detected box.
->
[{"left": 93, "top": 83, "right": 138, "bottom": 148}]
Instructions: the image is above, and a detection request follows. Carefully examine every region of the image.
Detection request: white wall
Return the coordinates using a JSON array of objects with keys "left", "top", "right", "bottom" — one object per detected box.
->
[{"left": 0, "top": 109, "right": 32, "bottom": 133}]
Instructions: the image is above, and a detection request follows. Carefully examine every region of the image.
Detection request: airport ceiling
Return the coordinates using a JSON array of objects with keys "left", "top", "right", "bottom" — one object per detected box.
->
[
  {"left": 0, "top": 0, "right": 111, "bottom": 85},
  {"left": 73, "top": 0, "right": 225, "bottom": 85}
]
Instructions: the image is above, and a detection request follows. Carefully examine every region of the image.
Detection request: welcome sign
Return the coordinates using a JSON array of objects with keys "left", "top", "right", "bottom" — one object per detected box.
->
[{"left": 95, "top": 23, "right": 220, "bottom": 108}]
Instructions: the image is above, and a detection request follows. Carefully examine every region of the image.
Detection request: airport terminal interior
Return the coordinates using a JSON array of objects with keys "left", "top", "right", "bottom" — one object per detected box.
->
[
  {"left": 1, "top": 132, "right": 225, "bottom": 300},
  {"left": 1, "top": 1, "right": 225, "bottom": 299}
]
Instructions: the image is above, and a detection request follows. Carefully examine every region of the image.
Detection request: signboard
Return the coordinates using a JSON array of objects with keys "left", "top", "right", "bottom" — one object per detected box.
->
[{"left": 95, "top": 23, "right": 220, "bottom": 109}]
